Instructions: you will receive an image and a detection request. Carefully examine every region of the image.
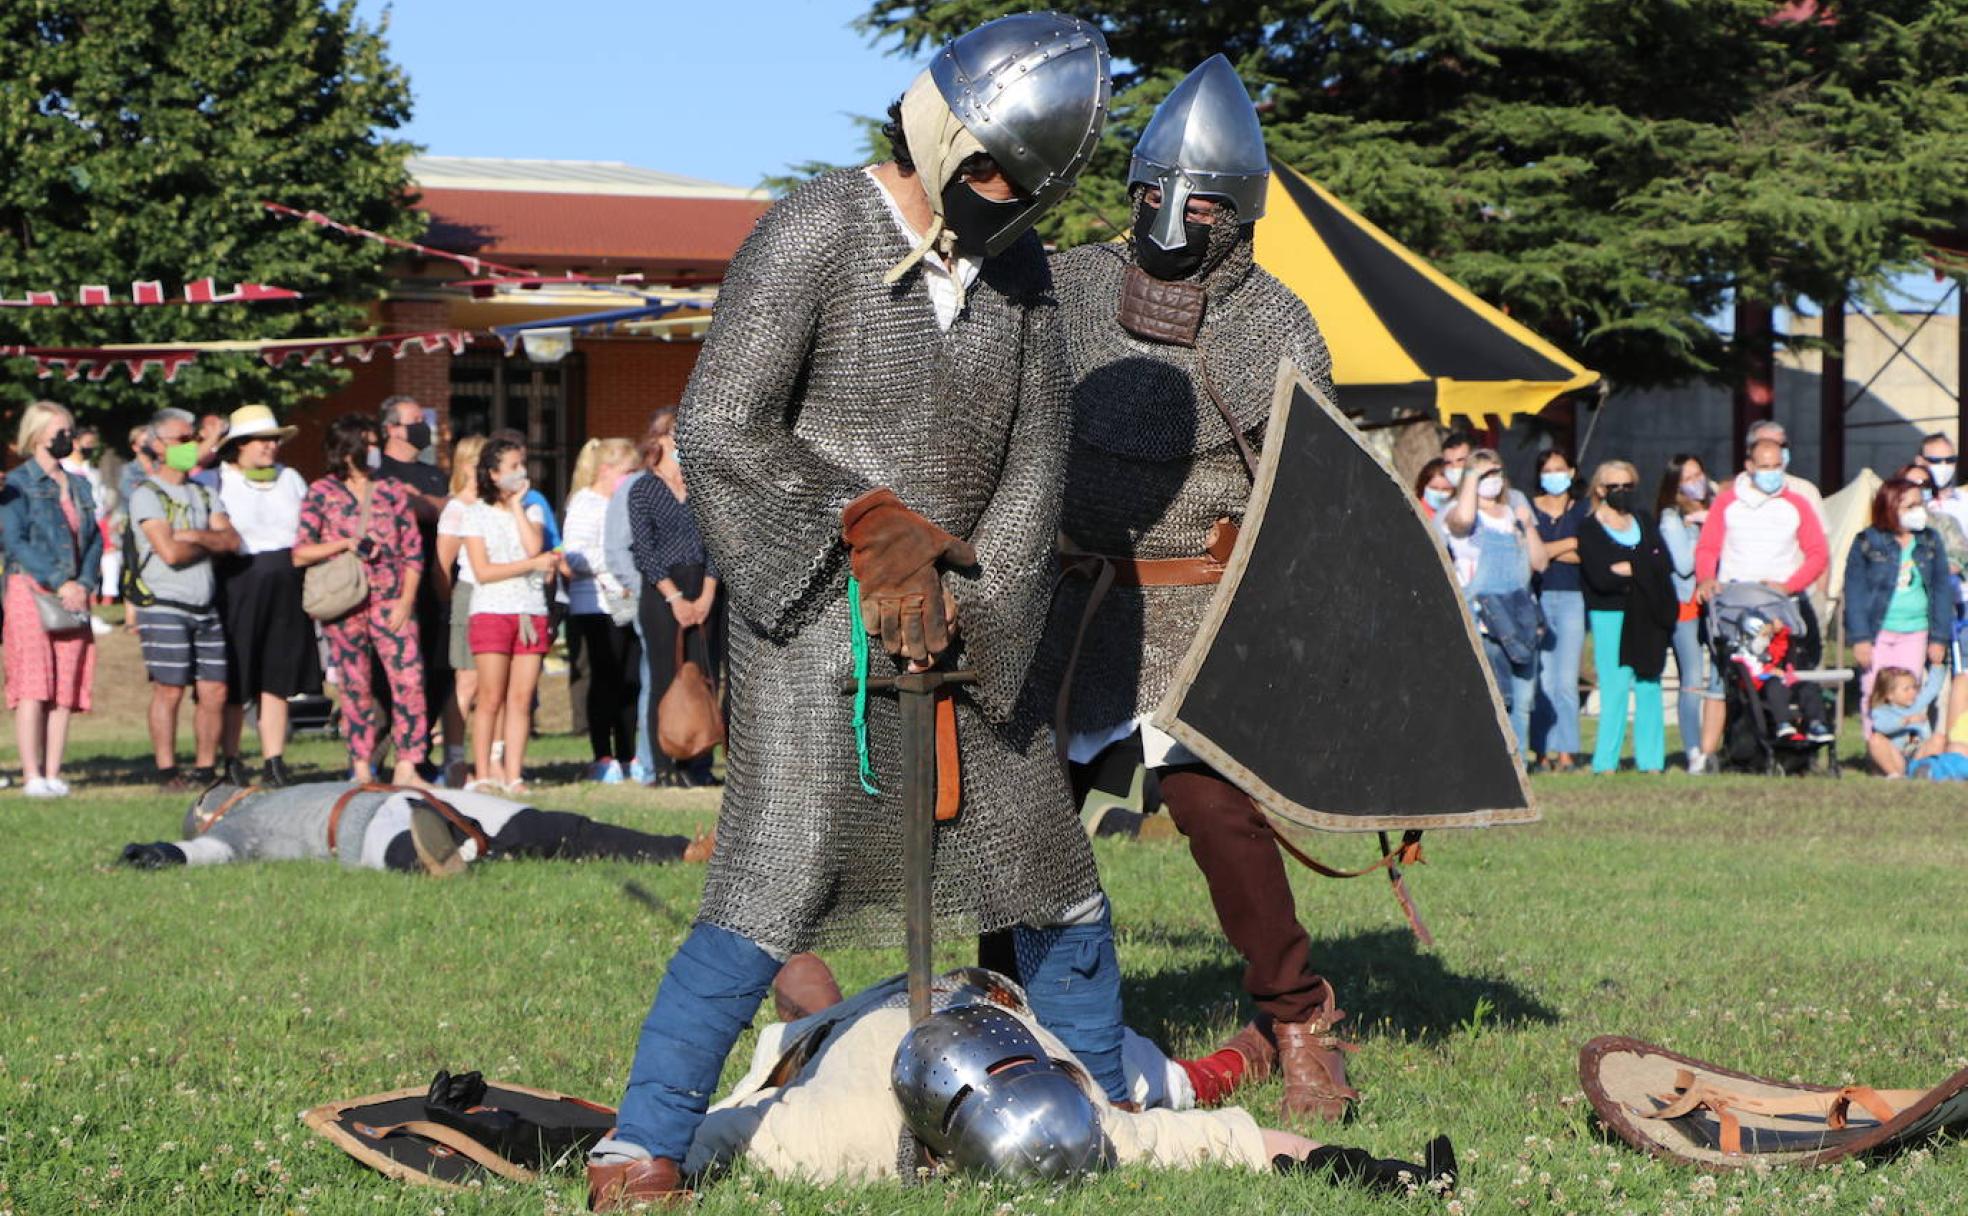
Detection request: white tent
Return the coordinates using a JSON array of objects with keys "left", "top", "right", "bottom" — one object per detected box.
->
[{"left": 1822, "top": 468, "right": 1883, "bottom": 595}]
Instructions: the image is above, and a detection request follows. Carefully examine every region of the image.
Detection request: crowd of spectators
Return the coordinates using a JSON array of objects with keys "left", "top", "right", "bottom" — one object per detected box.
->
[
  {"left": 5, "top": 392, "right": 1967, "bottom": 788},
  {"left": 1420, "top": 422, "right": 1968, "bottom": 777},
  {"left": 0, "top": 397, "right": 728, "bottom": 796}
]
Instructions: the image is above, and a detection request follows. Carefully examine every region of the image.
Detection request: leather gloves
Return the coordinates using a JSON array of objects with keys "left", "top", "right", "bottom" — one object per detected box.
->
[
  {"left": 121, "top": 841, "right": 187, "bottom": 869},
  {"left": 841, "top": 488, "right": 977, "bottom": 662},
  {"left": 1274, "top": 1134, "right": 1457, "bottom": 1197}
]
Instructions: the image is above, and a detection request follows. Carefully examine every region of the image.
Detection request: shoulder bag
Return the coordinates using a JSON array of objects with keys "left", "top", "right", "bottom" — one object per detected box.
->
[
  {"left": 657, "top": 625, "right": 725, "bottom": 761},
  {"left": 303, "top": 482, "right": 373, "bottom": 622}
]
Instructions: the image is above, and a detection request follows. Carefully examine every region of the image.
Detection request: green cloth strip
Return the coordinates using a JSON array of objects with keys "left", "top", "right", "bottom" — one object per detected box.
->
[{"left": 847, "top": 574, "right": 880, "bottom": 796}]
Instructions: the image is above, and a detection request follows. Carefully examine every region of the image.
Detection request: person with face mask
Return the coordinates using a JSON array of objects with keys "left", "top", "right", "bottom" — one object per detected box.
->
[
  {"left": 294, "top": 414, "right": 430, "bottom": 787},
  {"left": 1654, "top": 454, "right": 1715, "bottom": 772},
  {"left": 1441, "top": 450, "right": 1550, "bottom": 758},
  {"left": 1577, "top": 460, "right": 1679, "bottom": 774},
  {"left": 459, "top": 436, "right": 557, "bottom": 794},
  {"left": 0, "top": 401, "right": 104, "bottom": 797},
  {"left": 1529, "top": 448, "right": 1589, "bottom": 771},
  {"left": 1843, "top": 477, "right": 1954, "bottom": 750},
  {"left": 1414, "top": 458, "right": 1455, "bottom": 519},
  {"left": 374, "top": 395, "right": 454, "bottom": 779},
  {"left": 1690, "top": 438, "right": 1830, "bottom": 770},
  {"left": 587, "top": 17, "right": 1115, "bottom": 1207},
  {"left": 126, "top": 407, "right": 241, "bottom": 791},
  {"left": 1035, "top": 53, "right": 1364, "bottom": 1123}
]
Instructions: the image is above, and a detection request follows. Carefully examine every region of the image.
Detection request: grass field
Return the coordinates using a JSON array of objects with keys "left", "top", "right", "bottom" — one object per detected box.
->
[{"left": 3, "top": 669, "right": 1966, "bottom": 1212}]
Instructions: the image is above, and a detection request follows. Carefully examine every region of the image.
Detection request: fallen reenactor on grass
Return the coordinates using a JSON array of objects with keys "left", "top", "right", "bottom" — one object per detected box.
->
[
  {"left": 586, "top": 957, "right": 1456, "bottom": 1201},
  {"left": 117, "top": 781, "right": 714, "bottom": 875}
]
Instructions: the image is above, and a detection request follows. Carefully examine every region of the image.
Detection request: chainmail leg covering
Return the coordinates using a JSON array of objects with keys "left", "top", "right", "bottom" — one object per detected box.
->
[
  {"left": 675, "top": 169, "right": 1100, "bottom": 955},
  {"left": 1031, "top": 236, "right": 1336, "bottom": 736}
]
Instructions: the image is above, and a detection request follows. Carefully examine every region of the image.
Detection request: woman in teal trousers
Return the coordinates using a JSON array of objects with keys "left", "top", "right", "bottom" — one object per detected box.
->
[{"left": 1577, "top": 460, "right": 1679, "bottom": 773}]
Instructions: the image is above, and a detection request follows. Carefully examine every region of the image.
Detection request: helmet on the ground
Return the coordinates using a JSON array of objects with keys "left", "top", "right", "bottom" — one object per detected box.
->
[
  {"left": 892, "top": 1003, "right": 1105, "bottom": 1181},
  {"left": 1128, "top": 54, "right": 1269, "bottom": 251},
  {"left": 927, "top": 12, "right": 1112, "bottom": 255}
]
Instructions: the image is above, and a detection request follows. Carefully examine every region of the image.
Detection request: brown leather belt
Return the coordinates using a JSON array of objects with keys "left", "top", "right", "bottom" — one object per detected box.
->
[
  {"left": 326, "top": 783, "right": 404, "bottom": 853},
  {"left": 1059, "top": 518, "right": 1239, "bottom": 587},
  {"left": 1053, "top": 518, "right": 1240, "bottom": 752}
]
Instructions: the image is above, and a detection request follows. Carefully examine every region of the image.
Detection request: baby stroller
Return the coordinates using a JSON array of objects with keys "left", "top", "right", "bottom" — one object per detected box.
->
[{"left": 1705, "top": 583, "right": 1842, "bottom": 777}]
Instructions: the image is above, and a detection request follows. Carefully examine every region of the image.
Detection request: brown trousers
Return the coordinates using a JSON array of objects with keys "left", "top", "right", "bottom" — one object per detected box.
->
[{"left": 1157, "top": 764, "right": 1335, "bottom": 1025}]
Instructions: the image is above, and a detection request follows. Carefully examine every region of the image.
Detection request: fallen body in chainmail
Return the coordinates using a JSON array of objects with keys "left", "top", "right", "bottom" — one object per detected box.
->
[
  {"left": 588, "top": 957, "right": 1453, "bottom": 1197},
  {"left": 117, "top": 782, "right": 713, "bottom": 875}
]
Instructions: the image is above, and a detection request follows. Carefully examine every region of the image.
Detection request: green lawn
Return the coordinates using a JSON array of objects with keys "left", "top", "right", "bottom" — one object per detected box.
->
[{"left": 2, "top": 731, "right": 1964, "bottom": 1214}]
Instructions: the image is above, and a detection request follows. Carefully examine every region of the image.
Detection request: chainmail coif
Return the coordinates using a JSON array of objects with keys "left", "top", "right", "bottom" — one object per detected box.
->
[
  {"left": 676, "top": 168, "right": 1100, "bottom": 953},
  {"left": 1033, "top": 219, "right": 1337, "bottom": 736}
]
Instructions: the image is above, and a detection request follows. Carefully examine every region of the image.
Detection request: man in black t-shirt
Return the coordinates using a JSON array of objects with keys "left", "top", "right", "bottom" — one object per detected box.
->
[{"left": 375, "top": 395, "right": 456, "bottom": 774}]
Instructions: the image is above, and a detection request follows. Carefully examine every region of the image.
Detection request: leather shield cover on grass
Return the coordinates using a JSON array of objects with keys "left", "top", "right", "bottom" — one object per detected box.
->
[{"left": 302, "top": 1081, "right": 615, "bottom": 1190}]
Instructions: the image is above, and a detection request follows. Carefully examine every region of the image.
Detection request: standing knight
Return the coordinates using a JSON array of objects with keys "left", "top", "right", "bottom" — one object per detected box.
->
[
  {"left": 588, "top": 14, "right": 1128, "bottom": 1210},
  {"left": 1042, "top": 56, "right": 1355, "bottom": 1121}
]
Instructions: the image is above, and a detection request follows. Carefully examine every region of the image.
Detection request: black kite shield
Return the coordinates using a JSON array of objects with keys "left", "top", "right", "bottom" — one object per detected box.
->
[{"left": 1151, "top": 359, "right": 1536, "bottom": 837}]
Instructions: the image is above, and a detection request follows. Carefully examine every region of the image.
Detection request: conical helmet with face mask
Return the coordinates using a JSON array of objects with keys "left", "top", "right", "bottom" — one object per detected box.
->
[
  {"left": 1128, "top": 55, "right": 1269, "bottom": 272},
  {"left": 924, "top": 12, "right": 1112, "bottom": 256}
]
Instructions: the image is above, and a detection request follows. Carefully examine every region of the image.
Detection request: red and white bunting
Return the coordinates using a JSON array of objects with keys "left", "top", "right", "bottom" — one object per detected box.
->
[
  {"left": 0, "top": 279, "right": 302, "bottom": 307},
  {"left": 0, "top": 329, "right": 471, "bottom": 383},
  {"left": 265, "top": 200, "right": 525, "bottom": 279},
  {"left": 258, "top": 329, "right": 470, "bottom": 368}
]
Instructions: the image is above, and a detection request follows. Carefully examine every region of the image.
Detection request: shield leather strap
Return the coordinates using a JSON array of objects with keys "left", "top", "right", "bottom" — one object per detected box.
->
[
  {"left": 326, "top": 784, "right": 489, "bottom": 857},
  {"left": 350, "top": 1119, "right": 536, "bottom": 1183},
  {"left": 1635, "top": 1071, "right": 1915, "bottom": 1157},
  {"left": 193, "top": 784, "right": 262, "bottom": 836}
]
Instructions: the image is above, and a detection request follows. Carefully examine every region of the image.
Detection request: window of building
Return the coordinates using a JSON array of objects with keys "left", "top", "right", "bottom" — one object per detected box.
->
[{"left": 448, "top": 350, "right": 586, "bottom": 505}]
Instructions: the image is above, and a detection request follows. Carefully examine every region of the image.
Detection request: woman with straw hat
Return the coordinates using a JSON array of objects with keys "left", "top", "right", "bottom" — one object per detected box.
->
[{"left": 204, "top": 404, "right": 320, "bottom": 787}]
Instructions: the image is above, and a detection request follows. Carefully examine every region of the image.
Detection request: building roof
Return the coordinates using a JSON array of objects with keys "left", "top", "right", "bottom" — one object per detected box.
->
[{"left": 410, "top": 157, "right": 770, "bottom": 280}]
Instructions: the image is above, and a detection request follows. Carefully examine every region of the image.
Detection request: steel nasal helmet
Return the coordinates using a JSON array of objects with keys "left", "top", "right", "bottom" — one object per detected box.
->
[{"left": 1129, "top": 54, "right": 1270, "bottom": 251}]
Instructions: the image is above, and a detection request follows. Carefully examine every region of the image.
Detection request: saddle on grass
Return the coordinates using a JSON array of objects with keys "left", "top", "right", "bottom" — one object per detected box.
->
[
  {"left": 1580, "top": 1035, "right": 1968, "bottom": 1169},
  {"left": 303, "top": 1070, "right": 615, "bottom": 1190}
]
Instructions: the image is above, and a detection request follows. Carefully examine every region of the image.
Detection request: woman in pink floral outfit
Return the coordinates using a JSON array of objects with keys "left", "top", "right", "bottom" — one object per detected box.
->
[{"left": 294, "top": 415, "right": 428, "bottom": 785}]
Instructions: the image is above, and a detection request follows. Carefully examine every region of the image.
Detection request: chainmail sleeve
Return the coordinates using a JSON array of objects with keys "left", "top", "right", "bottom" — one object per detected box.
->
[
  {"left": 677, "top": 184, "right": 873, "bottom": 638},
  {"left": 948, "top": 297, "right": 1070, "bottom": 724}
]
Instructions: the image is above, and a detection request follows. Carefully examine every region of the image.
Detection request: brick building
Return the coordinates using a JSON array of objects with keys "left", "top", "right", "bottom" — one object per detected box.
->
[{"left": 293, "top": 156, "right": 768, "bottom": 497}]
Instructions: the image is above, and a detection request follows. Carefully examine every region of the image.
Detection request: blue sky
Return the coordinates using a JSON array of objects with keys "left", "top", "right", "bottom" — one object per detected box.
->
[{"left": 353, "top": 0, "right": 918, "bottom": 189}]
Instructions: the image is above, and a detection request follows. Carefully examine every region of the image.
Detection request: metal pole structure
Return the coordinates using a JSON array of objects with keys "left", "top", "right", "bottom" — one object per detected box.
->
[
  {"left": 1733, "top": 298, "right": 1776, "bottom": 467},
  {"left": 1820, "top": 295, "right": 1846, "bottom": 490}
]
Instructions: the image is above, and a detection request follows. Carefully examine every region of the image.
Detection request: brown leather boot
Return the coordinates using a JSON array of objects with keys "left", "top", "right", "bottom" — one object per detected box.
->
[
  {"left": 1218, "top": 1019, "right": 1278, "bottom": 1086},
  {"left": 587, "top": 1155, "right": 690, "bottom": 1211},
  {"left": 1274, "top": 1014, "right": 1360, "bottom": 1122},
  {"left": 772, "top": 952, "right": 845, "bottom": 1023}
]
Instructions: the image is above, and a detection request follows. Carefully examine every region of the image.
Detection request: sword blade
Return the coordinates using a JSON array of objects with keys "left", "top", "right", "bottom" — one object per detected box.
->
[{"left": 899, "top": 683, "right": 938, "bottom": 1023}]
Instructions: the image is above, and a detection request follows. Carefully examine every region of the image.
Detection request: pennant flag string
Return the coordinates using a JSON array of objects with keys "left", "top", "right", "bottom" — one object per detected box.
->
[
  {"left": 0, "top": 329, "right": 471, "bottom": 384},
  {"left": 0, "top": 278, "right": 301, "bottom": 307}
]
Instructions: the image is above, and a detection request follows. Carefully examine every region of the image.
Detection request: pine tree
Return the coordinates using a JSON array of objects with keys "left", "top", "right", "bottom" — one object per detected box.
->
[
  {"left": 0, "top": 0, "right": 419, "bottom": 421},
  {"left": 854, "top": 0, "right": 1968, "bottom": 388}
]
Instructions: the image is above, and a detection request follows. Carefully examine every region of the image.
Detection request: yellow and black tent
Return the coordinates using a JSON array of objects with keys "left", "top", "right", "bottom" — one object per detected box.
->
[{"left": 1256, "top": 161, "right": 1598, "bottom": 426}]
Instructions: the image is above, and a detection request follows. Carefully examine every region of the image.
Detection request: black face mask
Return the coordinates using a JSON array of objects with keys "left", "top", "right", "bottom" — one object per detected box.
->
[
  {"left": 1133, "top": 204, "right": 1212, "bottom": 281},
  {"left": 404, "top": 421, "right": 433, "bottom": 450},
  {"left": 940, "top": 179, "right": 1025, "bottom": 258},
  {"left": 47, "top": 428, "right": 74, "bottom": 460},
  {"left": 1604, "top": 487, "right": 1635, "bottom": 513}
]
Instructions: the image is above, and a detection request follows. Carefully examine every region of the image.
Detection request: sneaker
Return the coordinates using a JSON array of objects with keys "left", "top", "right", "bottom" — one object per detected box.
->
[
  {"left": 1806, "top": 722, "right": 1835, "bottom": 744},
  {"left": 1775, "top": 722, "right": 1800, "bottom": 741},
  {"left": 628, "top": 759, "right": 652, "bottom": 785},
  {"left": 222, "top": 756, "right": 251, "bottom": 788},
  {"left": 23, "top": 777, "right": 60, "bottom": 799},
  {"left": 156, "top": 769, "right": 193, "bottom": 793},
  {"left": 44, "top": 776, "right": 70, "bottom": 797},
  {"left": 591, "top": 758, "right": 625, "bottom": 785},
  {"left": 262, "top": 756, "right": 295, "bottom": 788},
  {"left": 186, "top": 766, "right": 219, "bottom": 788}
]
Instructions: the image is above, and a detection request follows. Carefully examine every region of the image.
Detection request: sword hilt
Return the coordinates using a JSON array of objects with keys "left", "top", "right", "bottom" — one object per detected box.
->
[{"left": 838, "top": 668, "right": 977, "bottom": 695}]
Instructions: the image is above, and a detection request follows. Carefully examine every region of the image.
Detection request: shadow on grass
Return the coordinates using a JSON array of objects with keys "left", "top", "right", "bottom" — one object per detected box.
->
[{"left": 1123, "top": 926, "right": 1559, "bottom": 1045}]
